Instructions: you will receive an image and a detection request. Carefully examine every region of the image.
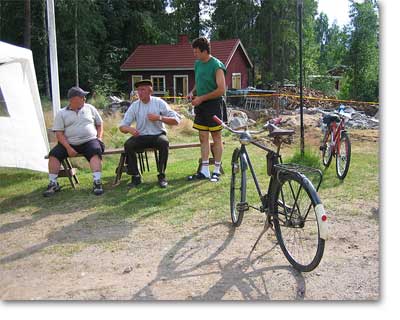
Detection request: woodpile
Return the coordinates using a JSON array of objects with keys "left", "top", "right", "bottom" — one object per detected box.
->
[{"left": 273, "top": 86, "right": 379, "bottom": 116}]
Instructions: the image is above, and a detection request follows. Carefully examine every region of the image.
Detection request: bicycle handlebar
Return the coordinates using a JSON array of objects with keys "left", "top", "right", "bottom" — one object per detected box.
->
[{"left": 212, "top": 115, "right": 293, "bottom": 137}]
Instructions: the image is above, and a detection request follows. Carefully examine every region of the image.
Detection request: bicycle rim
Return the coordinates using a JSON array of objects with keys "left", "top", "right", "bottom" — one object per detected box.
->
[
  {"left": 322, "top": 131, "right": 333, "bottom": 167},
  {"left": 336, "top": 132, "right": 351, "bottom": 180},
  {"left": 230, "top": 149, "right": 246, "bottom": 226},
  {"left": 271, "top": 173, "right": 325, "bottom": 272}
]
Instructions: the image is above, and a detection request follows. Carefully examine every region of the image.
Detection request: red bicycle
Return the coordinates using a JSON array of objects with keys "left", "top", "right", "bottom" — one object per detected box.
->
[{"left": 319, "top": 109, "right": 352, "bottom": 180}]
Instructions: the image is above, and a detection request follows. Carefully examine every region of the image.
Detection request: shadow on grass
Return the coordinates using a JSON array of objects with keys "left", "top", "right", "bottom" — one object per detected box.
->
[
  {"left": 0, "top": 175, "right": 207, "bottom": 265},
  {"left": 131, "top": 222, "right": 305, "bottom": 301},
  {"left": 0, "top": 209, "right": 136, "bottom": 265},
  {"left": 0, "top": 169, "right": 46, "bottom": 189}
]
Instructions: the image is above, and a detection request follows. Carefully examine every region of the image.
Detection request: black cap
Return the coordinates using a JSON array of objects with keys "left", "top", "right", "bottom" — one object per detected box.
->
[
  {"left": 67, "top": 86, "right": 89, "bottom": 99},
  {"left": 134, "top": 79, "right": 153, "bottom": 88}
]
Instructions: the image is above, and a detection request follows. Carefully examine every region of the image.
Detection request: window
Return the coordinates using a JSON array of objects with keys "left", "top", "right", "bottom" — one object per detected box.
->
[
  {"left": 151, "top": 76, "right": 166, "bottom": 94},
  {"left": 0, "top": 87, "right": 10, "bottom": 117},
  {"left": 232, "top": 73, "right": 241, "bottom": 89},
  {"left": 131, "top": 75, "right": 143, "bottom": 91}
]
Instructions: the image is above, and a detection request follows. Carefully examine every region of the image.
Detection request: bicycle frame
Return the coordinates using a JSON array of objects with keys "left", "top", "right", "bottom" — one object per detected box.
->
[
  {"left": 237, "top": 140, "right": 282, "bottom": 212},
  {"left": 328, "top": 117, "right": 347, "bottom": 156}
]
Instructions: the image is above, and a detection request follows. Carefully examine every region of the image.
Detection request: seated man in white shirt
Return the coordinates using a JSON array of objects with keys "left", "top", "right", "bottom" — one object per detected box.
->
[{"left": 119, "top": 80, "right": 181, "bottom": 188}]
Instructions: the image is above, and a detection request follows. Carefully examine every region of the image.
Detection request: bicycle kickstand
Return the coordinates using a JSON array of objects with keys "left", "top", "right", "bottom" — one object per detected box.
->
[{"left": 250, "top": 218, "right": 273, "bottom": 254}]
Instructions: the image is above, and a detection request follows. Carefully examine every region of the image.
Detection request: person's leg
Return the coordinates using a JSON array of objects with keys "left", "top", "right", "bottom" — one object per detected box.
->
[
  {"left": 124, "top": 136, "right": 143, "bottom": 176},
  {"left": 210, "top": 130, "right": 223, "bottom": 172},
  {"left": 152, "top": 134, "right": 169, "bottom": 176},
  {"left": 78, "top": 139, "right": 104, "bottom": 195},
  {"left": 199, "top": 130, "right": 211, "bottom": 178},
  {"left": 43, "top": 144, "right": 67, "bottom": 196},
  {"left": 151, "top": 134, "right": 169, "bottom": 188}
]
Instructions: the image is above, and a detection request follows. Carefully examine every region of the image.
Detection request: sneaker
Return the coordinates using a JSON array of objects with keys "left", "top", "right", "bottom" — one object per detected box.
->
[
  {"left": 210, "top": 172, "right": 221, "bottom": 182},
  {"left": 158, "top": 174, "right": 168, "bottom": 188},
  {"left": 128, "top": 175, "right": 141, "bottom": 188},
  {"left": 93, "top": 180, "right": 104, "bottom": 195},
  {"left": 43, "top": 181, "right": 61, "bottom": 197}
]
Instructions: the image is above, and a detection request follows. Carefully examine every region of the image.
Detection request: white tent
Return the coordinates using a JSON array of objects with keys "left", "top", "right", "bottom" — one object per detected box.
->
[{"left": 0, "top": 41, "right": 49, "bottom": 173}]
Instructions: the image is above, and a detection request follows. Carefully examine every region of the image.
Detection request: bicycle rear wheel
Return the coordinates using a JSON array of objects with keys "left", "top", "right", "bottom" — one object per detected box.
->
[
  {"left": 336, "top": 131, "right": 351, "bottom": 180},
  {"left": 321, "top": 130, "right": 333, "bottom": 167},
  {"left": 271, "top": 172, "right": 326, "bottom": 272},
  {"left": 230, "top": 148, "right": 246, "bottom": 227}
]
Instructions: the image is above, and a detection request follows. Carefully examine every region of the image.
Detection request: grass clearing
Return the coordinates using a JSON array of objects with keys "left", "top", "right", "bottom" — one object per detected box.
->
[{"left": 0, "top": 110, "right": 379, "bottom": 255}]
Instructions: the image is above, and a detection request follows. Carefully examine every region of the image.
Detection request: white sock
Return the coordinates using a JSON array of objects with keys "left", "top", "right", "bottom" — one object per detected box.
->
[
  {"left": 213, "top": 161, "right": 221, "bottom": 174},
  {"left": 49, "top": 173, "right": 58, "bottom": 183},
  {"left": 200, "top": 161, "right": 210, "bottom": 178},
  {"left": 93, "top": 171, "right": 102, "bottom": 181}
]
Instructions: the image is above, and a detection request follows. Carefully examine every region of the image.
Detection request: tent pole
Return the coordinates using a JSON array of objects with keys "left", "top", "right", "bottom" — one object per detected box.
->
[{"left": 46, "top": 0, "right": 60, "bottom": 119}]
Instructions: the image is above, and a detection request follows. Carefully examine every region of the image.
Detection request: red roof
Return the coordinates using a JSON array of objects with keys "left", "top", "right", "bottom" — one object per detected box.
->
[{"left": 120, "top": 38, "right": 252, "bottom": 71}]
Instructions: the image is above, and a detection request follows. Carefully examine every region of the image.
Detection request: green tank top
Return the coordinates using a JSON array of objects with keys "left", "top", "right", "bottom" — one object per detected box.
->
[{"left": 194, "top": 56, "right": 226, "bottom": 96}]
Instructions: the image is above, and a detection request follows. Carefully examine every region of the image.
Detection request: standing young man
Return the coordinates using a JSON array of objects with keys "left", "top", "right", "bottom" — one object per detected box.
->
[
  {"left": 188, "top": 37, "right": 226, "bottom": 182},
  {"left": 119, "top": 80, "right": 180, "bottom": 188},
  {"left": 43, "top": 86, "right": 105, "bottom": 197}
]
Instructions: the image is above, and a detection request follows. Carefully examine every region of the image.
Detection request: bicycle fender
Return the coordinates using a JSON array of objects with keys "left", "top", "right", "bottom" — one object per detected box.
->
[{"left": 315, "top": 204, "right": 328, "bottom": 240}]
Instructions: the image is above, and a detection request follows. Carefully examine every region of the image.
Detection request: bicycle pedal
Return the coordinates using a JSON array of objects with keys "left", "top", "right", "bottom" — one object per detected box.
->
[{"left": 237, "top": 202, "right": 249, "bottom": 211}]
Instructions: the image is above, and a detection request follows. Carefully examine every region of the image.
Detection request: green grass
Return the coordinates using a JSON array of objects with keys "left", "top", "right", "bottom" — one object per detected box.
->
[{"left": 0, "top": 115, "right": 379, "bottom": 254}]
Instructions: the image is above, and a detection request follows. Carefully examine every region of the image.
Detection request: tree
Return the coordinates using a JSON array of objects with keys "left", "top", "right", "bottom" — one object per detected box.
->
[
  {"left": 346, "top": 0, "right": 379, "bottom": 102},
  {"left": 168, "top": 0, "right": 211, "bottom": 40}
]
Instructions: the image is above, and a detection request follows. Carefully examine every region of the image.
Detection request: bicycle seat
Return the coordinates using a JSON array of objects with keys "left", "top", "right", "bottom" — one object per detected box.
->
[
  {"left": 322, "top": 114, "right": 340, "bottom": 124},
  {"left": 267, "top": 124, "right": 295, "bottom": 137}
]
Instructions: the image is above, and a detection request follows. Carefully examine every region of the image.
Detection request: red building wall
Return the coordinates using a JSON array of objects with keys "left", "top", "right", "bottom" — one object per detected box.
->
[
  {"left": 126, "top": 46, "right": 251, "bottom": 96},
  {"left": 225, "top": 46, "right": 250, "bottom": 89}
]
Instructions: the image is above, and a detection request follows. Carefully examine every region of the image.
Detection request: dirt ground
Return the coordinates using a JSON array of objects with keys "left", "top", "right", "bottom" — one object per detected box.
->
[{"left": 0, "top": 118, "right": 379, "bottom": 301}]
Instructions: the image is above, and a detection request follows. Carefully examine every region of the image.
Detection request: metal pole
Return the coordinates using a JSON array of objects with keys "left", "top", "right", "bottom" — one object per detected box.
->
[
  {"left": 46, "top": 0, "right": 61, "bottom": 119},
  {"left": 297, "top": 0, "right": 304, "bottom": 156}
]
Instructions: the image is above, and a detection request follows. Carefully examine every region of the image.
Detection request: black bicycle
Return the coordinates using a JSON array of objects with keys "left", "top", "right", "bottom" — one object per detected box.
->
[{"left": 213, "top": 116, "right": 327, "bottom": 272}]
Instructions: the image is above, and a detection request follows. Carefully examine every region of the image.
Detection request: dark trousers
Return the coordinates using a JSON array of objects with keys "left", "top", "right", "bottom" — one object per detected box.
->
[{"left": 124, "top": 134, "right": 169, "bottom": 177}]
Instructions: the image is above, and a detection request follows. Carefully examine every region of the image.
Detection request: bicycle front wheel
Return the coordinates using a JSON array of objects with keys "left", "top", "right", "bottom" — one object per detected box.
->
[
  {"left": 271, "top": 172, "right": 326, "bottom": 272},
  {"left": 321, "top": 130, "right": 333, "bottom": 167},
  {"left": 230, "top": 148, "right": 246, "bottom": 227},
  {"left": 336, "top": 131, "right": 351, "bottom": 180}
]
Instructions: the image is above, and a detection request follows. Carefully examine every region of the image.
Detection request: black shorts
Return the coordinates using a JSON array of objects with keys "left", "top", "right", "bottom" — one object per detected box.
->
[
  {"left": 49, "top": 139, "right": 105, "bottom": 162},
  {"left": 193, "top": 98, "right": 227, "bottom": 132}
]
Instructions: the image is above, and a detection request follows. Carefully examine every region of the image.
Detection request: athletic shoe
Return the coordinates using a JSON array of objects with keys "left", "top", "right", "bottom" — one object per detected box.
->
[
  {"left": 93, "top": 180, "right": 104, "bottom": 195},
  {"left": 43, "top": 181, "right": 61, "bottom": 197},
  {"left": 128, "top": 175, "right": 141, "bottom": 188},
  {"left": 210, "top": 172, "right": 221, "bottom": 182},
  {"left": 158, "top": 174, "right": 168, "bottom": 188}
]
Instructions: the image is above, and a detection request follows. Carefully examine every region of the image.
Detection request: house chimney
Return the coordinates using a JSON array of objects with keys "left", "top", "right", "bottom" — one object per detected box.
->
[{"left": 178, "top": 34, "right": 189, "bottom": 44}]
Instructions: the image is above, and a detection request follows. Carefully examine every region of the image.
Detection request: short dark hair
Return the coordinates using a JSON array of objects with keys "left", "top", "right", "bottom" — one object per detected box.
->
[{"left": 192, "top": 37, "right": 211, "bottom": 54}]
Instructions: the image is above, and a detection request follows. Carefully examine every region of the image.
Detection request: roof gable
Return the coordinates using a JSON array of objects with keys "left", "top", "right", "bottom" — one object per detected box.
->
[{"left": 121, "top": 38, "right": 253, "bottom": 71}]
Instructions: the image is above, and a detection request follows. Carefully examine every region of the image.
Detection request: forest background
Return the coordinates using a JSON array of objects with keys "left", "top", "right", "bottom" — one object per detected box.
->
[{"left": 0, "top": 0, "right": 379, "bottom": 103}]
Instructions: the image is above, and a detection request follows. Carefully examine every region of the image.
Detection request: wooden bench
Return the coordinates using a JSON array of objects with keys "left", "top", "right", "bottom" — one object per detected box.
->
[{"left": 45, "top": 142, "right": 223, "bottom": 188}]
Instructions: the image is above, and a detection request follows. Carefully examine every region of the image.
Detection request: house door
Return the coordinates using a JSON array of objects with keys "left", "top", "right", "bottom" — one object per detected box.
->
[{"left": 173, "top": 75, "right": 188, "bottom": 102}]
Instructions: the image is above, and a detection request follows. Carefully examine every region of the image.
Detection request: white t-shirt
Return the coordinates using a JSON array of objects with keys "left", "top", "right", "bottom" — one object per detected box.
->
[{"left": 120, "top": 97, "right": 181, "bottom": 135}]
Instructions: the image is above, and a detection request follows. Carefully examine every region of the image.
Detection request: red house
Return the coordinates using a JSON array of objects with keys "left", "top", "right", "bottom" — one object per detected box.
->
[{"left": 120, "top": 35, "right": 253, "bottom": 99}]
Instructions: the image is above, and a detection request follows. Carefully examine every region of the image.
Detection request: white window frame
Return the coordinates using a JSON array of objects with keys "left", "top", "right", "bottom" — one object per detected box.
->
[
  {"left": 151, "top": 75, "right": 166, "bottom": 94},
  {"left": 173, "top": 75, "right": 189, "bottom": 102},
  {"left": 232, "top": 73, "right": 242, "bottom": 89},
  {"left": 131, "top": 75, "right": 143, "bottom": 92}
]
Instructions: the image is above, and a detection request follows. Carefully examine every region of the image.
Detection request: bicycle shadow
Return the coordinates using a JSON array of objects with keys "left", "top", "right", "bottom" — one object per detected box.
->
[{"left": 131, "top": 221, "right": 306, "bottom": 301}]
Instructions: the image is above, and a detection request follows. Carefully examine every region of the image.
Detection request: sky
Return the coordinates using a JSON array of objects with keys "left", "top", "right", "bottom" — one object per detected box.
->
[{"left": 317, "top": 0, "right": 364, "bottom": 26}]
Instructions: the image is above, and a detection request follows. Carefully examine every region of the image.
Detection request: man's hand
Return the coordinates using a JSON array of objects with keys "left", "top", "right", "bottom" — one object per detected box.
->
[
  {"left": 67, "top": 147, "right": 78, "bottom": 157},
  {"left": 148, "top": 113, "right": 162, "bottom": 122},
  {"left": 191, "top": 96, "right": 203, "bottom": 107},
  {"left": 130, "top": 127, "right": 140, "bottom": 137}
]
